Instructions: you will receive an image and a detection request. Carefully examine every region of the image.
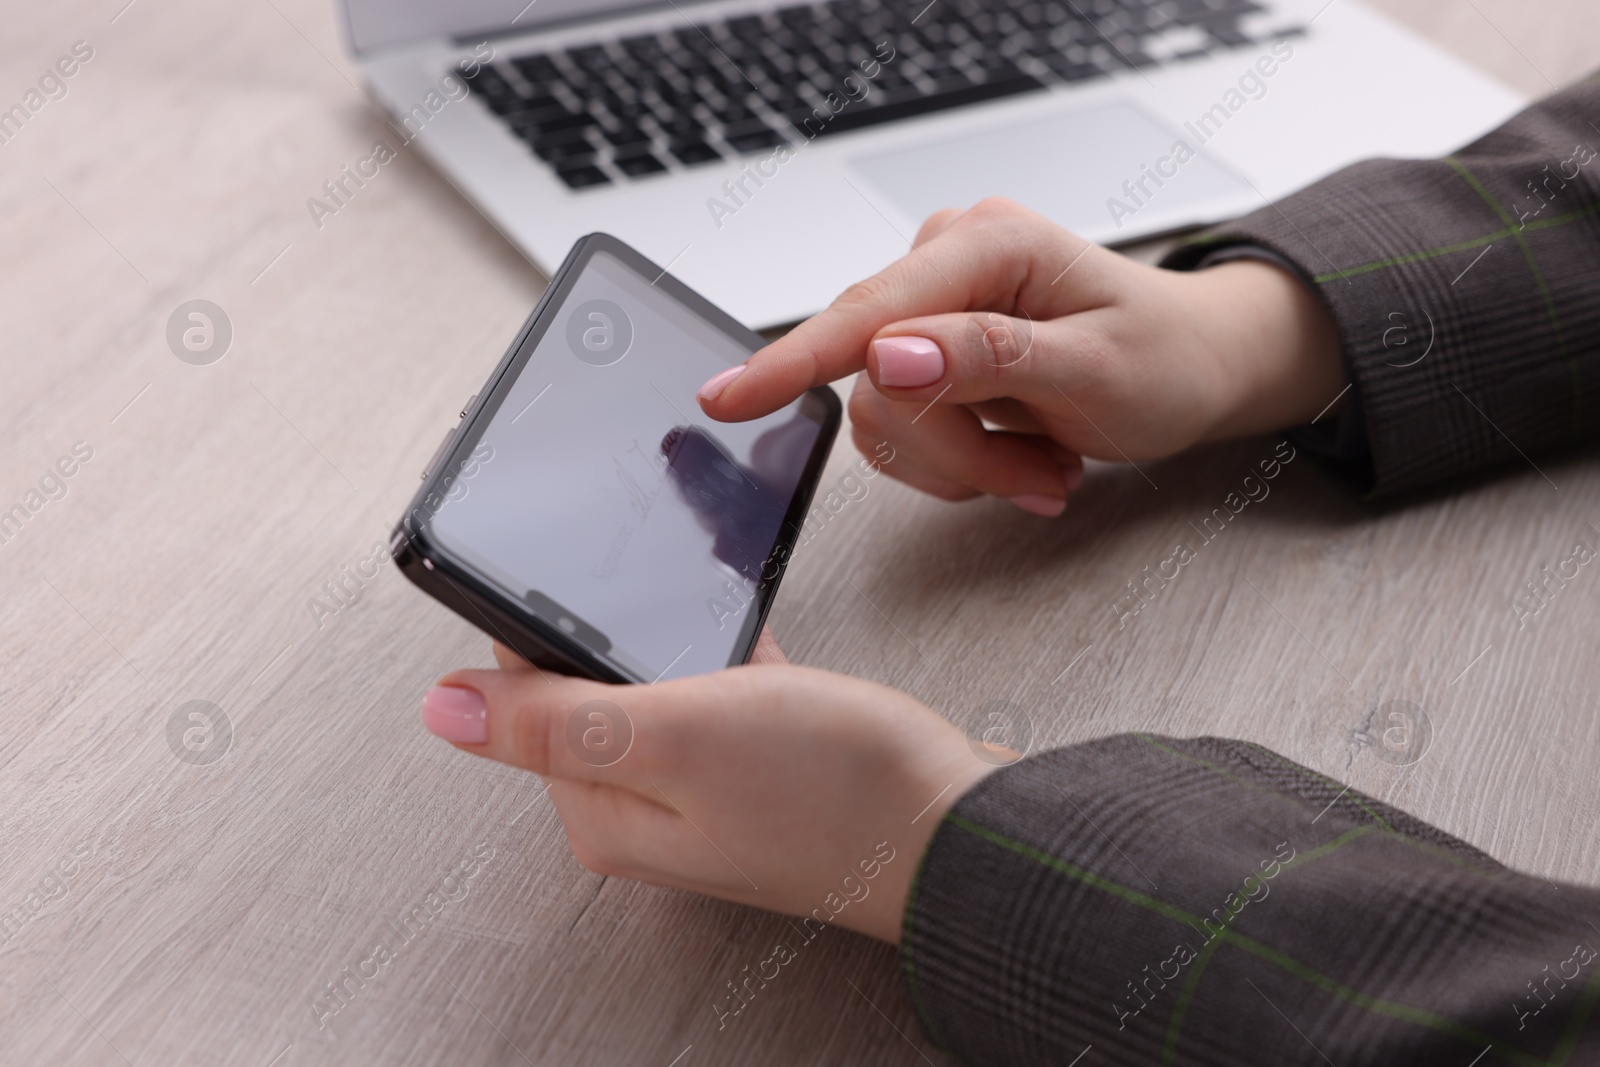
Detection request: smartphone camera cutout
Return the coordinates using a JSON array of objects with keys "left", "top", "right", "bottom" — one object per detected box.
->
[
  {"left": 526, "top": 590, "right": 611, "bottom": 654},
  {"left": 567, "top": 298, "right": 633, "bottom": 366}
]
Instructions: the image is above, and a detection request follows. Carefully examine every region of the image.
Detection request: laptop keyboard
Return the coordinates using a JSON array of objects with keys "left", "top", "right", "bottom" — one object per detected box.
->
[{"left": 455, "top": 0, "right": 1299, "bottom": 191}]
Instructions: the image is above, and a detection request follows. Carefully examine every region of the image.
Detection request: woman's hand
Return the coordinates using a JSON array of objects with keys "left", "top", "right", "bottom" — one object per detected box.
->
[
  {"left": 421, "top": 631, "right": 998, "bottom": 943},
  {"left": 696, "top": 197, "right": 1343, "bottom": 515}
]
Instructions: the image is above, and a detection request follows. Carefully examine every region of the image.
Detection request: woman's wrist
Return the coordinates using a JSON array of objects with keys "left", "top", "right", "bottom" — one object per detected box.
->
[
  {"left": 856, "top": 751, "right": 1002, "bottom": 944},
  {"left": 1193, "top": 259, "right": 1347, "bottom": 442}
]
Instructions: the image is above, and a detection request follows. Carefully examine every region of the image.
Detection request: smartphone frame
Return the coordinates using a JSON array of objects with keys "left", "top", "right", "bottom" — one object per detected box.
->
[{"left": 390, "top": 232, "right": 841, "bottom": 683}]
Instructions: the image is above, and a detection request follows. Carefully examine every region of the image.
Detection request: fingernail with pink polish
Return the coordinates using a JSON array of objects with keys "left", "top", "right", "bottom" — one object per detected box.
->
[
  {"left": 873, "top": 336, "right": 944, "bottom": 388},
  {"left": 1010, "top": 494, "right": 1066, "bottom": 517},
  {"left": 698, "top": 365, "right": 745, "bottom": 403},
  {"left": 423, "top": 685, "right": 488, "bottom": 744}
]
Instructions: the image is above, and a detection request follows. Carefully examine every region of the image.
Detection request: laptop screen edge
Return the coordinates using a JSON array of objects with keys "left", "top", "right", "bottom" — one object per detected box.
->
[{"left": 339, "top": 0, "right": 727, "bottom": 55}]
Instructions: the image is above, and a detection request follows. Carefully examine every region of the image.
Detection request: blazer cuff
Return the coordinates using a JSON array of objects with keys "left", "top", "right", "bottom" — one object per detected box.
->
[
  {"left": 1191, "top": 244, "right": 1375, "bottom": 479},
  {"left": 1158, "top": 72, "right": 1600, "bottom": 496},
  {"left": 898, "top": 734, "right": 1531, "bottom": 1066}
]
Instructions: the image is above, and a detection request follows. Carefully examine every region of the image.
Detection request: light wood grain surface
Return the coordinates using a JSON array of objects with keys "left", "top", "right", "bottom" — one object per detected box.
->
[{"left": 2, "top": 1, "right": 1597, "bottom": 1064}]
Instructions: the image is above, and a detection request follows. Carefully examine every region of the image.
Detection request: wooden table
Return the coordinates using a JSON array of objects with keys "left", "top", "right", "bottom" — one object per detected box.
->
[{"left": 2, "top": 1, "right": 1596, "bottom": 1063}]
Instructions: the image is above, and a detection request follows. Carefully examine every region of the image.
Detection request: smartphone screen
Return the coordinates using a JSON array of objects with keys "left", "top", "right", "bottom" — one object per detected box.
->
[{"left": 419, "top": 241, "right": 831, "bottom": 683}]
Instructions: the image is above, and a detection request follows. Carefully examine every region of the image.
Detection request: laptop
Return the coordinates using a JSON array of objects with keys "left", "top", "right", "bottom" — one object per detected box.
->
[{"left": 340, "top": 0, "right": 1524, "bottom": 329}]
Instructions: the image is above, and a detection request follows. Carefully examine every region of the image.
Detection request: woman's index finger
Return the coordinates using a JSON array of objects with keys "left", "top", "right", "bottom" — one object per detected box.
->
[{"left": 697, "top": 234, "right": 988, "bottom": 422}]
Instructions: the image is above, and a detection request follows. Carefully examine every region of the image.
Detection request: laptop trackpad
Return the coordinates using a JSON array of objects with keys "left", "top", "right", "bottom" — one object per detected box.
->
[{"left": 848, "top": 101, "right": 1252, "bottom": 238}]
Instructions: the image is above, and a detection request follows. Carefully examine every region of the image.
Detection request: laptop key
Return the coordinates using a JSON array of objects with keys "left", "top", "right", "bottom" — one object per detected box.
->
[
  {"left": 512, "top": 54, "right": 560, "bottom": 83},
  {"left": 529, "top": 134, "right": 597, "bottom": 162},
  {"left": 458, "top": 64, "right": 515, "bottom": 94},
  {"left": 482, "top": 93, "right": 535, "bottom": 117},
  {"left": 602, "top": 124, "right": 652, "bottom": 148},
  {"left": 670, "top": 141, "right": 723, "bottom": 165},
  {"left": 555, "top": 162, "right": 611, "bottom": 189},
  {"left": 777, "top": 7, "right": 816, "bottom": 29},
  {"left": 513, "top": 92, "right": 564, "bottom": 112},
  {"left": 502, "top": 103, "right": 573, "bottom": 127},
  {"left": 495, "top": 94, "right": 565, "bottom": 120},
  {"left": 671, "top": 27, "right": 712, "bottom": 53},
  {"left": 535, "top": 143, "right": 598, "bottom": 165},
  {"left": 786, "top": 70, "right": 1047, "bottom": 138},
  {"left": 1200, "top": 20, "right": 1253, "bottom": 45},
  {"left": 870, "top": 69, "right": 916, "bottom": 93},
  {"left": 615, "top": 152, "right": 669, "bottom": 176},
  {"left": 568, "top": 45, "right": 610, "bottom": 69},
  {"left": 1042, "top": 54, "right": 1115, "bottom": 81},
  {"left": 661, "top": 115, "right": 709, "bottom": 142},
  {"left": 528, "top": 112, "right": 596, "bottom": 135},
  {"left": 927, "top": 74, "right": 981, "bottom": 96},
  {"left": 724, "top": 125, "right": 788, "bottom": 152},
  {"left": 713, "top": 102, "right": 759, "bottom": 125},
  {"left": 726, "top": 15, "right": 768, "bottom": 39}
]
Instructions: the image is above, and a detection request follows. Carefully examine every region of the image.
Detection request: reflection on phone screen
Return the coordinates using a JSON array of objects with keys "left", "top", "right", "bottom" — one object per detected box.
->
[{"left": 427, "top": 250, "right": 824, "bottom": 682}]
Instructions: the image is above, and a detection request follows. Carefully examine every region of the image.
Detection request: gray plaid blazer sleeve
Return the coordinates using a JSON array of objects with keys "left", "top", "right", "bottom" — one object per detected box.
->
[
  {"left": 900, "top": 82, "right": 1600, "bottom": 1065},
  {"left": 1162, "top": 72, "right": 1600, "bottom": 496},
  {"left": 901, "top": 736, "right": 1600, "bottom": 1065}
]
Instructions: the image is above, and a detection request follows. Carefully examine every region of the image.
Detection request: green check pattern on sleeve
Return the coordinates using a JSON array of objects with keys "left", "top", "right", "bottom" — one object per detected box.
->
[
  {"left": 1161, "top": 75, "right": 1600, "bottom": 497},
  {"left": 901, "top": 735, "right": 1600, "bottom": 1066}
]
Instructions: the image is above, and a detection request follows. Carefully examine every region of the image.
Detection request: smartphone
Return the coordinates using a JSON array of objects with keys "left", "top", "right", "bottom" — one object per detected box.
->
[{"left": 390, "top": 233, "right": 840, "bottom": 684}]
